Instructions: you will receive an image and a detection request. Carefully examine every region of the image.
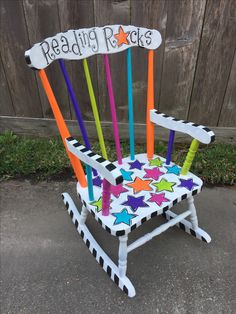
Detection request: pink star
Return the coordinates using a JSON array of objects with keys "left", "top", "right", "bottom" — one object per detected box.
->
[
  {"left": 144, "top": 167, "right": 164, "bottom": 180},
  {"left": 147, "top": 193, "right": 170, "bottom": 206},
  {"left": 111, "top": 184, "right": 128, "bottom": 198}
]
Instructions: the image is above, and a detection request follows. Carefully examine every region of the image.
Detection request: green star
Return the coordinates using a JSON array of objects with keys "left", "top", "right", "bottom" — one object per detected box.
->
[
  {"left": 149, "top": 158, "right": 164, "bottom": 167},
  {"left": 152, "top": 178, "right": 176, "bottom": 192},
  {"left": 90, "top": 197, "right": 112, "bottom": 212}
]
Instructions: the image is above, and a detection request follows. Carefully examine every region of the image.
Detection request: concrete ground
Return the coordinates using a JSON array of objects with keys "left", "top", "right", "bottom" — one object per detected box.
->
[{"left": 0, "top": 180, "right": 236, "bottom": 314}]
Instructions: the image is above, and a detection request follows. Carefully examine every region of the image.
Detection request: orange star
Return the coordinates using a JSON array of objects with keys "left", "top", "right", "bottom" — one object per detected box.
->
[
  {"left": 114, "top": 26, "right": 129, "bottom": 47},
  {"left": 126, "top": 177, "right": 152, "bottom": 194}
]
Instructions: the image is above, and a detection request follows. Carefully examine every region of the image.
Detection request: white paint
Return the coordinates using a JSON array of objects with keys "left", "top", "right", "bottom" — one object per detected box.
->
[
  {"left": 25, "top": 25, "right": 162, "bottom": 69},
  {"left": 118, "top": 235, "right": 128, "bottom": 277},
  {"left": 188, "top": 196, "right": 199, "bottom": 230}
]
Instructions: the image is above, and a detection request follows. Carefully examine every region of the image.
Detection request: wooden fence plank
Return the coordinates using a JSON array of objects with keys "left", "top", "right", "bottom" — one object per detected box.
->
[
  {"left": 94, "top": 0, "right": 130, "bottom": 122},
  {"left": 130, "top": 0, "right": 168, "bottom": 123},
  {"left": 1, "top": 115, "right": 235, "bottom": 144},
  {"left": 218, "top": 52, "right": 236, "bottom": 127},
  {"left": 188, "top": 0, "right": 236, "bottom": 126},
  {"left": 57, "top": 0, "right": 98, "bottom": 122},
  {"left": 0, "top": 0, "right": 42, "bottom": 117},
  {"left": 159, "top": 0, "right": 206, "bottom": 119},
  {"left": 0, "top": 54, "right": 15, "bottom": 116},
  {"left": 22, "top": 0, "right": 71, "bottom": 119}
]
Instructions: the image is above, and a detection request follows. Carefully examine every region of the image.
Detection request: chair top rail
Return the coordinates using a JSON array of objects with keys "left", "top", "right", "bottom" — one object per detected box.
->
[
  {"left": 150, "top": 109, "right": 215, "bottom": 144},
  {"left": 65, "top": 137, "right": 123, "bottom": 186},
  {"left": 25, "top": 25, "right": 162, "bottom": 69}
]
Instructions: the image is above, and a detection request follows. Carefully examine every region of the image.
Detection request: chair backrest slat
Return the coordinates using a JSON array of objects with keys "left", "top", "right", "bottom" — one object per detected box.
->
[
  {"left": 127, "top": 48, "right": 135, "bottom": 161},
  {"left": 38, "top": 69, "right": 87, "bottom": 187},
  {"left": 82, "top": 58, "right": 108, "bottom": 159},
  {"left": 146, "top": 50, "right": 155, "bottom": 160},
  {"left": 166, "top": 130, "right": 175, "bottom": 165},
  {"left": 103, "top": 54, "right": 122, "bottom": 165}
]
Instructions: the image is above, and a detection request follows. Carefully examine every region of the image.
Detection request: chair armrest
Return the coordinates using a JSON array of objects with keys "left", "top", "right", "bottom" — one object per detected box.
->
[
  {"left": 150, "top": 109, "right": 215, "bottom": 144},
  {"left": 65, "top": 137, "right": 123, "bottom": 186}
]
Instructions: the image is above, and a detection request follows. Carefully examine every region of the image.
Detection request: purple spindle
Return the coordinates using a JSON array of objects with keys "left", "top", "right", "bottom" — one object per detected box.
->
[
  {"left": 102, "top": 179, "right": 111, "bottom": 216},
  {"left": 103, "top": 54, "right": 122, "bottom": 164},
  {"left": 166, "top": 130, "right": 175, "bottom": 165}
]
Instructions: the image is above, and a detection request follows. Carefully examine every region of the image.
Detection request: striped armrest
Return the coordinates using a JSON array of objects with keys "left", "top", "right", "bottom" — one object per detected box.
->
[
  {"left": 65, "top": 137, "right": 123, "bottom": 186},
  {"left": 150, "top": 109, "right": 215, "bottom": 144}
]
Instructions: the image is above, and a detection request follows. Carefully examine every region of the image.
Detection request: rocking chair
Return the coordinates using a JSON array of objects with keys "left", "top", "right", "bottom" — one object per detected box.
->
[{"left": 25, "top": 25, "right": 215, "bottom": 297}]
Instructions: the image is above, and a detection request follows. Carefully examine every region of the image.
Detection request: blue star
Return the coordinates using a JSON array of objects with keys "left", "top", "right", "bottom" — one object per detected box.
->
[
  {"left": 165, "top": 165, "right": 181, "bottom": 175},
  {"left": 112, "top": 209, "right": 137, "bottom": 226},
  {"left": 128, "top": 160, "right": 145, "bottom": 170},
  {"left": 120, "top": 168, "right": 133, "bottom": 181}
]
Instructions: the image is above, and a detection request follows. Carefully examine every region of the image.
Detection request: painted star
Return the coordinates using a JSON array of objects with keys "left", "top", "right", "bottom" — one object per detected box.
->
[
  {"left": 178, "top": 178, "right": 198, "bottom": 191},
  {"left": 128, "top": 160, "right": 145, "bottom": 170},
  {"left": 90, "top": 197, "right": 112, "bottom": 212},
  {"left": 147, "top": 193, "right": 170, "bottom": 206},
  {"left": 149, "top": 158, "right": 164, "bottom": 167},
  {"left": 122, "top": 195, "right": 149, "bottom": 212},
  {"left": 120, "top": 168, "right": 133, "bottom": 181},
  {"left": 152, "top": 178, "right": 176, "bottom": 193},
  {"left": 144, "top": 167, "right": 164, "bottom": 180},
  {"left": 112, "top": 209, "right": 137, "bottom": 226},
  {"left": 165, "top": 165, "right": 181, "bottom": 176},
  {"left": 126, "top": 177, "right": 152, "bottom": 194},
  {"left": 114, "top": 26, "right": 129, "bottom": 47},
  {"left": 93, "top": 176, "right": 103, "bottom": 187},
  {"left": 111, "top": 184, "right": 128, "bottom": 198}
]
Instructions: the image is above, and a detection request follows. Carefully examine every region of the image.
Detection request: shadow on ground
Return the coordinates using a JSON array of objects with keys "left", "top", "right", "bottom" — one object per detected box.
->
[{"left": 1, "top": 180, "right": 236, "bottom": 314}]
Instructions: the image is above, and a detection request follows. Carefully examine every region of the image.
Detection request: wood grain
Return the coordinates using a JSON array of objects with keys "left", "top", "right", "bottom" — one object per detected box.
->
[
  {"left": 0, "top": 0, "right": 42, "bottom": 117},
  {"left": 160, "top": 0, "right": 206, "bottom": 119},
  {"left": 94, "top": 0, "right": 130, "bottom": 122},
  {"left": 130, "top": 0, "right": 168, "bottom": 123},
  {"left": 218, "top": 52, "right": 236, "bottom": 127},
  {"left": 23, "top": 0, "right": 71, "bottom": 119},
  {"left": 188, "top": 0, "right": 236, "bottom": 125}
]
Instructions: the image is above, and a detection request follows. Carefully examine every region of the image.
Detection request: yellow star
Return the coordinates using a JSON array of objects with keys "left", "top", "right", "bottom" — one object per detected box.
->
[
  {"left": 114, "top": 26, "right": 129, "bottom": 47},
  {"left": 152, "top": 179, "right": 176, "bottom": 193}
]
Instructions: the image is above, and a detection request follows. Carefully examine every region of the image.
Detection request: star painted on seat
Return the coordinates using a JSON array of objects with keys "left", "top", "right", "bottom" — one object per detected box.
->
[
  {"left": 144, "top": 167, "right": 164, "bottom": 180},
  {"left": 126, "top": 177, "right": 152, "bottom": 194},
  {"left": 149, "top": 158, "right": 164, "bottom": 167},
  {"left": 111, "top": 184, "right": 128, "bottom": 198},
  {"left": 152, "top": 179, "right": 176, "bottom": 193},
  {"left": 165, "top": 165, "right": 181, "bottom": 176},
  {"left": 90, "top": 197, "right": 112, "bottom": 212},
  {"left": 120, "top": 168, "right": 133, "bottom": 181},
  {"left": 128, "top": 160, "right": 145, "bottom": 170},
  {"left": 114, "top": 26, "right": 129, "bottom": 47},
  {"left": 112, "top": 209, "right": 137, "bottom": 226},
  {"left": 178, "top": 178, "right": 198, "bottom": 191},
  {"left": 92, "top": 176, "right": 103, "bottom": 187},
  {"left": 122, "top": 195, "right": 149, "bottom": 212},
  {"left": 147, "top": 193, "right": 170, "bottom": 206}
]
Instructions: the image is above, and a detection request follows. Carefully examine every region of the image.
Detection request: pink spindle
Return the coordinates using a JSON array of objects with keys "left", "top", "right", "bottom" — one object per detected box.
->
[
  {"left": 102, "top": 179, "right": 111, "bottom": 216},
  {"left": 103, "top": 54, "right": 122, "bottom": 164}
]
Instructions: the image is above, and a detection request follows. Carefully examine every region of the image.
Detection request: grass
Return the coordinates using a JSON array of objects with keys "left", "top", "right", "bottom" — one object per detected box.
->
[{"left": 0, "top": 131, "right": 235, "bottom": 185}]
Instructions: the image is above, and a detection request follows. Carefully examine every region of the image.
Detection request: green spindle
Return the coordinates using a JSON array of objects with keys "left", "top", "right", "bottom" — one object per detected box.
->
[{"left": 181, "top": 139, "right": 199, "bottom": 175}]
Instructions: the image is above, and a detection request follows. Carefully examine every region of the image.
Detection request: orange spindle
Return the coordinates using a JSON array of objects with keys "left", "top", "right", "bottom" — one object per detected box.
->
[
  {"left": 38, "top": 69, "right": 87, "bottom": 187},
  {"left": 146, "top": 50, "right": 155, "bottom": 159}
]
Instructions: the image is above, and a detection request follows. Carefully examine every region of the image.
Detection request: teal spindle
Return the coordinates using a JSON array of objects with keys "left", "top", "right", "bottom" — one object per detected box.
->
[{"left": 127, "top": 48, "right": 135, "bottom": 160}]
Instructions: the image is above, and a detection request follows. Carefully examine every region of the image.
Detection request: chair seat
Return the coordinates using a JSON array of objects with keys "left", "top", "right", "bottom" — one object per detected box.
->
[{"left": 77, "top": 153, "right": 202, "bottom": 236}]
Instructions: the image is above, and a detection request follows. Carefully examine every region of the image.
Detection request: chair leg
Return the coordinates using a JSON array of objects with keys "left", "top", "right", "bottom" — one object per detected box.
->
[
  {"left": 118, "top": 235, "right": 128, "bottom": 277},
  {"left": 188, "top": 196, "right": 198, "bottom": 230},
  {"left": 80, "top": 205, "right": 88, "bottom": 225}
]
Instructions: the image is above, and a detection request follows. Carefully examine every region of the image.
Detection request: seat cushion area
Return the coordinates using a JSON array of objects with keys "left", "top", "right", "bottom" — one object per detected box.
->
[{"left": 76, "top": 153, "right": 202, "bottom": 236}]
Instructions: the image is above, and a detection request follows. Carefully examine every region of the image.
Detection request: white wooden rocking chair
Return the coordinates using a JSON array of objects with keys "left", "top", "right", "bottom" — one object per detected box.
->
[{"left": 25, "top": 25, "right": 215, "bottom": 297}]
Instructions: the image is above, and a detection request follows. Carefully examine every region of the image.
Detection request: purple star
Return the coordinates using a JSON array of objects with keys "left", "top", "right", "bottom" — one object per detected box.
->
[
  {"left": 122, "top": 195, "right": 149, "bottom": 212},
  {"left": 93, "top": 176, "right": 103, "bottom": 187},
  {"left": 128, "top": 160, "right": 145, "bottom": 170},
  {"left": 178, "top": 178, "right": 198, "bottom": 191}
]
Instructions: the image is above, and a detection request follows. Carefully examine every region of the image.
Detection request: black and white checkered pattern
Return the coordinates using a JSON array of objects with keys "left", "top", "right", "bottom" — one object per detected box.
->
[
  {"left": 150, "top": 109, "right": 215, "bottom": 144},
  {"left": 66, "top": 137, "right": 123, "bottom": 186},
  {"left": 77, "top": 187, "right": 202, "bottom": 237}
]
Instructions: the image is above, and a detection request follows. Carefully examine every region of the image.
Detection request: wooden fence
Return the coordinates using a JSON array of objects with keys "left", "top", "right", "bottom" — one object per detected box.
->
[{"left": 0, "top": 0, "right": 235, "bottom": 142}]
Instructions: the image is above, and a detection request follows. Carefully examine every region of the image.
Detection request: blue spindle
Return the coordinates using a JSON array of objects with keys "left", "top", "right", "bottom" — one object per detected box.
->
[
  {"left": 166, "top": 130, "right": 175, "bottom": 165},
  {"left": 127, "top": 48, "right": 135, "bottom": 160}
]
